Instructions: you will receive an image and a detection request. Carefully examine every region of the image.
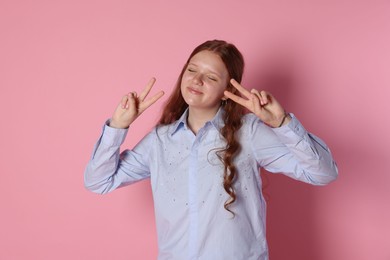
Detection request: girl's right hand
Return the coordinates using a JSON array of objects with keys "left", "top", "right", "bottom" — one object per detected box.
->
[{"left": 109, "top": 78, "right": 165, "bottom": 129}]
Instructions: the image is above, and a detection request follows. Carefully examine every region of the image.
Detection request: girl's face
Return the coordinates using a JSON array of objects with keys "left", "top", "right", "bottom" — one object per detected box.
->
[{"left": 181, "top": 50, "right": 229, "bottom": 112}]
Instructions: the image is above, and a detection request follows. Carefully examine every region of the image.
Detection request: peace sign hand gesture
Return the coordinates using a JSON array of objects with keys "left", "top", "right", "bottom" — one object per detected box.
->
[
  {"left": 110, "top": 78, "right": 165, "bottom": 129},
  {"left": 224, "top": 79, "right": 290, "bottom": 128}
]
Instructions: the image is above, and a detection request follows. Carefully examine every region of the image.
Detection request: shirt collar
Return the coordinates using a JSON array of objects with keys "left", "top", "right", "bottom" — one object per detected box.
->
[
  {"left": 170, "top": 109, "right": 189, "bottom": 136},
  {"left": 170, "top": 107, "right": 225, "bottom": 136}
]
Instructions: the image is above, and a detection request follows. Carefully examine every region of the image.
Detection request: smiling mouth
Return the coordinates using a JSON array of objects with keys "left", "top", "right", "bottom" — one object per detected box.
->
[{"left": 187, "top": 86, "right": 203, "bottom": 95}]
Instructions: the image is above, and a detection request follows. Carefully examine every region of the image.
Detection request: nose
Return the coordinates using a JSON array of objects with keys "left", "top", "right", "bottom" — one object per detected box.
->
[{"left": 192, "top": 73, "right": 203, "bottom": 85}]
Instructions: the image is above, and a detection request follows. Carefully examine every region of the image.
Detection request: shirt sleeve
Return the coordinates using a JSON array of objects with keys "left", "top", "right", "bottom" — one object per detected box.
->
[
  {"left": 84, "top": 120, "right": 152, "bottom": 194},
  {"left": 251, "top": 114, "right": 338, "bottom": 185}
]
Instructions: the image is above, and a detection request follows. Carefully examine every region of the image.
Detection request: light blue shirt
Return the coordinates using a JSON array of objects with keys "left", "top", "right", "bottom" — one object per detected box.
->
[{"left": 84, "top": 108, "right": 338, "bottom": 260}]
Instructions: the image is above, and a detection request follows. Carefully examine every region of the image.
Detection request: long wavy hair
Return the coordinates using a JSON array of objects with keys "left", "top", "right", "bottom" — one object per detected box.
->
[{"left": 158, "top": 40, "right": 245, "bottom": 215}]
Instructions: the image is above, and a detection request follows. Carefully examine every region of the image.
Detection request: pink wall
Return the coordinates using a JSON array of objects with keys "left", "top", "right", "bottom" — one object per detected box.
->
[{"left": 1, "top": 1, "right": 389, "bottom": 259}]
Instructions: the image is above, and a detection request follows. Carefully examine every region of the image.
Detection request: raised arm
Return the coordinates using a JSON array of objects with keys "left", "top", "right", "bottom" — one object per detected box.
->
[
  {"left": 225, "top": 79, "right": 338, "bottom": 185},
  {"left": 84, "top": 78, "right": 164, "bottom": 193}
]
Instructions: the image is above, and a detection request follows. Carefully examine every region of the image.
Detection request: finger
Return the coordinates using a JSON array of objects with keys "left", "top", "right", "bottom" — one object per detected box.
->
[
  {"left": 122, "top": 92, "right": 135, "bottom": 109},
  {"left": 251, "top": 90, "right": 269, "bottom": 106},
  {"left": 251, "top": 93, "right": 263, "bottom": 113},
  {"left": 250, "top": 89, "right": 263, "bottom": 104},
  {"left": 126, "top": 92, "right": 137, "bottom": 109},
  {"left": 120, "top": 95, "right": 129, "bottom": 109},
  {"left": 259, "top": 91, "right": 270, "bottom": 105},
  {"left": 224, "top": 90, "right": 249, "bottom": 108},
  {"left": 139, "top": 90, "right": 165, "bottom": 111},
  {"left": 139, "top": 77, "right": 156, "bottom": 102},
  {"left": 230, "top": 79, "right": 251, "bottom": 99}
]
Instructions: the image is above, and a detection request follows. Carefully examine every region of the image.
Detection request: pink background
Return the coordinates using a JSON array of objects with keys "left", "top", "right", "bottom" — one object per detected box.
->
[{"left": 1, "top": 1, "right": 389, "bottom": 259}]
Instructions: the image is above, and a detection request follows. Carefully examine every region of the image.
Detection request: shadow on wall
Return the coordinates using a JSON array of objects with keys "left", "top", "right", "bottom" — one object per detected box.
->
[
  {"left": 247, "top": 54, "right": 323, "bottom": 259},
  {"left": 262, "top": 172, "right": 321, "bottom": 260}
]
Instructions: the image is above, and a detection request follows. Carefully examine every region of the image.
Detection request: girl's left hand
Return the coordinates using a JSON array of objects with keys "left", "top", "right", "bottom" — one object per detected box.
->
[{"left": 224, "top": 79, "right": 291, "bottom": 128}]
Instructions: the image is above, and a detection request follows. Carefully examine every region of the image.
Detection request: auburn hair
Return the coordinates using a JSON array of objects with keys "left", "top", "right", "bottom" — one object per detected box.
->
[{"left": 158, "top": 40, "right": 245, "bottom": 215}]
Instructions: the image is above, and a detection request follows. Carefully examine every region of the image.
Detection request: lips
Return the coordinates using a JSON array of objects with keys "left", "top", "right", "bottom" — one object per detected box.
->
[{"left": 187, "top": 86, "right": 203, "bottom": 95}]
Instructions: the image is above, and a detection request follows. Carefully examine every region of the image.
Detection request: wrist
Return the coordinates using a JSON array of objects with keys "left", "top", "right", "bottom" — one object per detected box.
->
[
  {"left": 277, "top": 113, "right": 291, "bottom": 128},
  {"left": 109, "top": 119, "right": 129, "bottom": 129},
  {"left": 266, "top": 113, "right": 291, "bottom": 128}
]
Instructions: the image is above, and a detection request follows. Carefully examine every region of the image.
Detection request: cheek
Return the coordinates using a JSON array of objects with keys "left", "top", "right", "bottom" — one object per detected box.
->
[
  {"left": 181, "top": 73, "right": 190, "bottom": 85},
  {"left": 217, "top": 82, "right": 229, "bottom": 93},
  {"left": 207, "top": 84, "right": 228, "bottom": 99},
  {"left": 180, "top": 75, "right": 187, "bottom": 88}
]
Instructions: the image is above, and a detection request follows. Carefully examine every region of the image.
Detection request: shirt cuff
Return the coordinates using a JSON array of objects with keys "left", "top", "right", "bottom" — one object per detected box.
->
[
  {"left": 99, "top": 119, "right": 129, "bottom": 147},
  {"left": 271, "top": 114, "right": 308, "bottom": 143}
]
